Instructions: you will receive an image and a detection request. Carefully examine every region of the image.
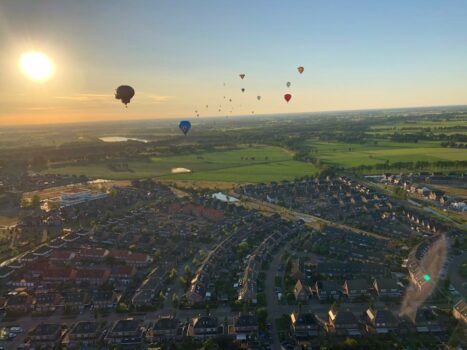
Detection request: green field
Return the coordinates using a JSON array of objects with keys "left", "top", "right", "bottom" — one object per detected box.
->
[
  {"left": 308, "top": 140, "right": 467, "bottom": 168},
  {"left": 45, "top": 145, "right": 318, "bottom": 183},
  {"left": 368, "top": 120, "right": 467, "bottom": 135}
]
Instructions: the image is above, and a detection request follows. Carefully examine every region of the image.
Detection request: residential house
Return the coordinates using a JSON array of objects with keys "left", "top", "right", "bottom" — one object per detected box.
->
[
  {"left": 64, "top": 321, "right": 101, "bottom": 348},
  {"left": 75, "top": 267, "right": 110, "bottom": 286},
  {"left": 290, "top": 312, "right": 320, "bottom": 338},
  {"left": 91, "top": 290, "right": 118, "bottom": 310},
  {"left": 187, "top": 315, "right": 221, "bottom": 339},
  {"left": 63, "top": 291, "right": 87, "bottom": 313},
  {"left": 105, "top": 319, "right": 142, "bottom": 346},
  {"left": 315, "top": 280, "right": 341, "bottom": 301},
  {"left": 29, "top": 323, "right": 62, "bottom": 349},
  {"left": 146, "top": 316, "right": 180, "bottom": 342},
  {"left": 5, "top": 292, "right": 34, "bottom": 314},
  {"left": 343, "top": 279, "right": 373, "bottom": 301},
  {"left": 294, "top": 280, "right": 311, "bottom": 301},
  {"left": 34, "top": 291, "right": 61, "bottom": 313},
  {"left": 328, "top": 309, "right": 361, "bottom": 336},
  {"left": 232, "top": 313, "right": 258, "bottom": 341},
  {"left": 373, "top": 278, "right": 402, "bottom": 298},
  {"left": 365, "top": 308, "right": 399, "bottom": 334}
]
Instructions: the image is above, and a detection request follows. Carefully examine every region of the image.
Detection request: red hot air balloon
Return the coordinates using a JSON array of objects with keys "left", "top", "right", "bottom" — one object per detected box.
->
[
  {"left": 239, "top": 74, "right": 245, "bottom": 79},
  {"left": 297, "top": 66, "right": 304, "bottom": 74},
  {"left": 284, "top": 94, "right": 292, "bottom": 103}
]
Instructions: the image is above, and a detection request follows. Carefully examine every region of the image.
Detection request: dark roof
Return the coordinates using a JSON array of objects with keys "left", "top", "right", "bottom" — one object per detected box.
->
[
  {"left": 153, "top": 316, "right": 179, "bottom": 330},
  {"left": 291, "top": 312, "right": 318, "bottom": 326},
  {"left": 193, "top": 316, "right": 218, "bottom": 329},
  {"left": 30, "top": 323, "right": 61, "bottom": 336},
  {"left": 374, "top": 277, "right": 400, "bottom": 290},
  {"left": 110, "top": 319, "right": 140, "bottom": 333},
  {"left": 70, "top": 321, "right": 99, "bottom": 335},
  {"left": 235, "top": 314, "right": 258, "bottom": 327},
  {"left": 370, "top": 309, "right": 399, "bottom": 325},
  {"left": 317, "top": 280, "right": 341, "bottom": 292},
  {"left": 334, "top": 311, "right": 358, "bottom": 325},
  {"left": 346, "top": 278, "right": 372, "bottom": 290}
]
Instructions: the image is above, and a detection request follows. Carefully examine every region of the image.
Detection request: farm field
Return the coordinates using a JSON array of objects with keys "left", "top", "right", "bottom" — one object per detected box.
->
[
  {"left": 43, "top": 145, "right": 317, "bottom": 183},
  {"left": 308, "top": 140, "right": 467, "bottom": 168}
]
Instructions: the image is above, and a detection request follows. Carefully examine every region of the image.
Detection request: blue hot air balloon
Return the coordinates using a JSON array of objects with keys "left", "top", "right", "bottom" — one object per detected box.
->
[{"left": 179, "top": 120, "right": 191, "bottom": 135}]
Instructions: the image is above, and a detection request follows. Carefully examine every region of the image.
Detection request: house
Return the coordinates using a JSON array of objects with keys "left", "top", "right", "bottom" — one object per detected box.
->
[
  {"left": 413, "top": 308, "right": 444, "bottom": 333},
  {"left": 343, "top": 279, "right": 373, "bottom": 301},
  {"left": 75, "top": 267, "right": 110, "bottom": 286},
  {"left": 50, "top": 250, "right": 76, "bottom": 263},
  {"left": 147, "top": 316, "right": 180, "bottom": 342},
  {"left": 453, "top": 299, "right": 467, "bottom": 325},
  {"left": 110, "top": 265, "right": 136, "bottom": 284},
  {"left": 34, "top": 291, "right": 61, "bottom": 313},
  {"left": 91, "top": 290, "right": 118, "bottom": 310},
  {"left": 64, "top": 321, "right": 101, "bottom": 348},
  {"left": 290, "top": 312, "right": 320, "bottom": 338},
  {"left": 42, "top": 266, "right": 76, "bottom": 283},
  {"left": 365, "top": 308, "right": 399, "bottom": 334},
  {"left": 109, "top": 249, "right": 152, "bottom": 267},
  {"left": 187, "top": 315, "right": 221, "bottom": 339},
  {"left": 315, "top": 280, "right": 341, "bottom": 301},
  {"left": 28, "top": 323, "right": 62, "bottom": 349},
  {"left": 294, "top": 280, "right": 311, "bottom": 301},
  {"left": 33, "top": 245, "right": 53, "bottom": 257},
  {"left": 78, "top": 247, "right": 109, "bottom": 261},
  {"left": 5, "top": 292, "right": 34, "bottom": 314},
  {"left": 63, "top": 291, "right": 87, "bottom": 313},
  {"left": 231, "top": 313, "right": 258, "bottom": 341},
  {"left": 105, "top": 319, "right": 143, "bottom": 346},
  {"left": 328, "top": 309, "right": 361, "bottom": 336},
  {"left": 373, "top": 277, "right": 402, "bottom": 298}
]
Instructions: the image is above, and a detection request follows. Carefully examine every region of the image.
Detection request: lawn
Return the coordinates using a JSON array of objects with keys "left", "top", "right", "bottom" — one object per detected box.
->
[
  {"left": 308, "top": 140, "right": 467, "bottom": 168},
  {"left": 44, "top": 145, "right": 317, "bottom": 183}
]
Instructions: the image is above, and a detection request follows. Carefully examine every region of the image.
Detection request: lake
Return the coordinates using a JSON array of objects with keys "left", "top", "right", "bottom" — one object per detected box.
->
[{"left": 99, "top": 136, "right": 148, "bottom": 143}]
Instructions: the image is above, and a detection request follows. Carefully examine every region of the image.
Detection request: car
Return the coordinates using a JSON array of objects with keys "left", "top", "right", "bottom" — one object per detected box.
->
[{"left": 9, "top": 327, "right": 23, "bottom": 333}]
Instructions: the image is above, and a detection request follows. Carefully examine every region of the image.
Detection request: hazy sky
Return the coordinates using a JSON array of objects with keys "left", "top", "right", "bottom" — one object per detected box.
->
[{"left": 1, "top": 0, "right": 466, "bottom": 125}]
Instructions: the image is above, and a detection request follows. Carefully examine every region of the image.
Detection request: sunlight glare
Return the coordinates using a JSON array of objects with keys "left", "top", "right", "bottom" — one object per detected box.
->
[{"left": 18, "top": 51, "right": 55, "bottom": 81}]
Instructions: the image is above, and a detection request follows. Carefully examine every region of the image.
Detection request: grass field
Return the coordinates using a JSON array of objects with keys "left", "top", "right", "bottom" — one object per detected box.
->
[
  {"left": 45, "top": 145, "right": 318, "bottom": 183},
  {"left": 308, "top": 140, "right": 467, "bottom": 169}
]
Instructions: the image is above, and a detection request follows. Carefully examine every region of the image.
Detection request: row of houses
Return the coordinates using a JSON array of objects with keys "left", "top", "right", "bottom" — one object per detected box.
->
[{"left": 293, "top": 277, "right": 402, "bottom": 302}]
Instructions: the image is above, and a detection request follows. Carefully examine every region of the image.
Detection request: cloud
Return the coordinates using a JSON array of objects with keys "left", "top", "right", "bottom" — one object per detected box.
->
[
  {"left": 145, "top": 95, "right": 173, "bottom": 103},
  {"left": 55, "top": 94, "right": 113, "bottom": 102}
]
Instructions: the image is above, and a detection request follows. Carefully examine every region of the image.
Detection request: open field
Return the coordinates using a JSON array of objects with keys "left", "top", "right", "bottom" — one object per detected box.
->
[
  {"left": 44, "top": 145, "right": 318, "bottom": 183},
  {"left": 368, "top": 119, "right": 467, "bottom": 135},
  {"left": 308, "top": 140, "right": 466, "bottom": 169}
]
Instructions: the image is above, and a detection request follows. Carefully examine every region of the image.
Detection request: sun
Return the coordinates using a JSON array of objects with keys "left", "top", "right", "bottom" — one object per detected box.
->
[{"left": 18, "top": 51, "right": 55, "bottom": 81}]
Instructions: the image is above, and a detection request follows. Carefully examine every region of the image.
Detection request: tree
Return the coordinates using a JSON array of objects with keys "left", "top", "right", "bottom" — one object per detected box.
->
[
  {"left": 172, "top": 293, "right": 179, "bottom": 308},
  {"left": 169, "top": 268, "right": 178, "bottom": 281}
]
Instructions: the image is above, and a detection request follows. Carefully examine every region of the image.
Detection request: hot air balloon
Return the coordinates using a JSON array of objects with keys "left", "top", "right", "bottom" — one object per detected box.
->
[
  {"left": 179, "top": 120, "right": 191, "bottom": 135},
  {"left": 239, "top": 74, "right": 245, "bottom": 79},
  {"left": 297, "top": 66, "right": 304, "bottom": 74},
  {"left": 257, "top": 96, "right": 261, "bottom": 101},
  {"left": 286, "top": 81, "right": 291, "bottom": 88},
  {"left": 196, "top": 114, "right": 199, "bottom": 117},
  {"left": 241, "top": 88, "right": 245, "bottom": 93},
  {"left": 205, "top": 105, "right": 208, "bottom": 108},
  {"left": 284, "top": 94, "right": 292, "bottom": 103},
  {"left": 229, "top": 99, "right": 232, "bottom": 102},
  {"left": 115, "top": 85, "right": 135, "bottom": 107}
]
